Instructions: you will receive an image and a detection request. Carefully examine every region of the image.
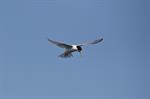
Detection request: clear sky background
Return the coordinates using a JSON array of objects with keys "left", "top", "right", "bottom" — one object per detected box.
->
[{"left": 0, "top": 0, "right": 149, "bottom": 99}]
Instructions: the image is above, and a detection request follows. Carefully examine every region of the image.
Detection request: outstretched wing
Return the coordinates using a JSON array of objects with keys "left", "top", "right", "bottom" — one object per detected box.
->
[
  {"left": 58, "top": 50, "right": 75, "bottom": 58},
  {"left": 78, "top": 37, "right": 103, "bottom": 46},
  {"left": 48, "top": 38, "right": 72, "bottom": 49}
]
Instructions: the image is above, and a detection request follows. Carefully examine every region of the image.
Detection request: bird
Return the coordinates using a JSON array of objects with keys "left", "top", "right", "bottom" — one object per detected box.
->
[{"left": 48, "top": 36, "right": 103, "bottom": 58}]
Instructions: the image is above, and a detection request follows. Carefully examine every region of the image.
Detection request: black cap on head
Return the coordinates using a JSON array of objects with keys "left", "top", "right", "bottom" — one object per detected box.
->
[{"left": 77, "top": 46, "right": 82, "bottom": 52}]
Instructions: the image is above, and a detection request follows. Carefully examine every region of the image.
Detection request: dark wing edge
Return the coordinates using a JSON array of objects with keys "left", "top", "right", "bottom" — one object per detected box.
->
[
  {"left": 48, "top": 38, "right": 72, "bottom": 49},
  {"left": 58, "top": 50, "right": 74, "bottom": 58},
  {"left": 90, "top": 37, "right": 103, "bottom": 44},
  {"left": 78, "top": 37, "right": 103, "bottom": 46}
]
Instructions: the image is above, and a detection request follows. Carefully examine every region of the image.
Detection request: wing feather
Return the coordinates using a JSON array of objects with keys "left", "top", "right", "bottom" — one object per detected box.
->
[
  {"left": 79, "top": 37, "right": 103, "bottom": 46},
  {"left": 58, "top": 50, "right": 74, "bottom": 58},
  {"left": 48, "top": 38, "right": 72, "bottom": 49}
]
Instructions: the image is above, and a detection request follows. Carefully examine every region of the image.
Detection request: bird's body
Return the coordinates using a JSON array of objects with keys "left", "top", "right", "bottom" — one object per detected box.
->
[
  {"left": 48, "top": 36, "right": 103, "bottom": 58},
  {"left": 72, "top": 45, "right": 78, "bottom": 50},
  {"left": 57, "top": 45, "right": 82, "bottom": 58}
]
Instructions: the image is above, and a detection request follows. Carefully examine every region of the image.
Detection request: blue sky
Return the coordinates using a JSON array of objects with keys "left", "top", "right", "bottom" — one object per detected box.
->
[{"left": 0, "top": 0, "right": 149, "bottom": 99}]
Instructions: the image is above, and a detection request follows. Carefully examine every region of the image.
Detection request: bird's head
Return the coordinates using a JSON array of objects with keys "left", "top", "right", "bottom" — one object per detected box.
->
[
  {"left": 77, "top": 46, "right": 82, "bottom": 57},
  {"left": 77, "top": 46, "right": 82, "bottom": 52}
]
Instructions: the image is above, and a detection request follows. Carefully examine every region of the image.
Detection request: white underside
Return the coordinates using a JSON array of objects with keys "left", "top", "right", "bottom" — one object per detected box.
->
[{"left": 72, "top": 45, "right": 78, "bottom": 50}]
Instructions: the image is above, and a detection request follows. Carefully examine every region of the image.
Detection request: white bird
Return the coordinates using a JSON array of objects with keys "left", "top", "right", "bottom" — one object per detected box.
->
[{"left": 48, "top": 36, "right": 103, "bottom": 58}]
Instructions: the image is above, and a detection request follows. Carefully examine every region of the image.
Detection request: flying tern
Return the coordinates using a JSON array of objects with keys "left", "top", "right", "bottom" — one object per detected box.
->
[{"left": 48, "top": 36, "right": 103, "bottom": 58}]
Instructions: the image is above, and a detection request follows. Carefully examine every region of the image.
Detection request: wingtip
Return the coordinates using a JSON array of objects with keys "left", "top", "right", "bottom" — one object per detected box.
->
[
  {"left": 47, "top": 38, "right": 50, "bottom": 41},
  {"left": 48, "top": 38, "right": 53, "bottom": 42},
  {"left": 100, "top": 37, "right": 103, "bottom": 42}
]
